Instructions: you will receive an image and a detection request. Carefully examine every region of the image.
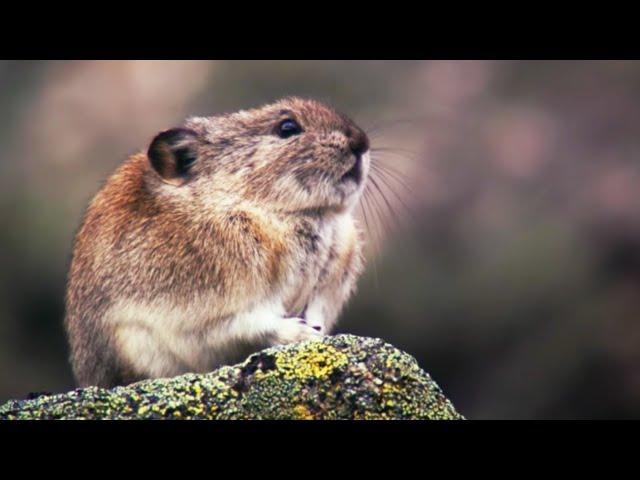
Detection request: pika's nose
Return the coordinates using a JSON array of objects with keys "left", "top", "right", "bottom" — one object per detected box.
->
[{"left": 346, "top": 125, "right": 370, "bottom": 157}]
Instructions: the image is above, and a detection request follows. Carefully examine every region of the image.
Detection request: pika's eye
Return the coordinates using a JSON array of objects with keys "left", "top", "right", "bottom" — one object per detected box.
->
[{"left": 277, "top": 119, "right": 303, "bottom": 139}]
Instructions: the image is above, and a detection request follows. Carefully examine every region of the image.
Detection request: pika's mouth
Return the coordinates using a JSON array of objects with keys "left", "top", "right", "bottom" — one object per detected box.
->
[{"left": 340, "top": 155, "right": 363, "bottom": 185}]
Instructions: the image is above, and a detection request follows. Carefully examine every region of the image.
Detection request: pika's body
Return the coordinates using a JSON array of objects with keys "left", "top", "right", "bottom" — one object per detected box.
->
[{"left": 65, "top": 97, "right": 370, "bottom": 388}]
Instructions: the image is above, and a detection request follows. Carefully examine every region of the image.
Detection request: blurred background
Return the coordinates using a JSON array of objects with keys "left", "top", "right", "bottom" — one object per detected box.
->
[{"left": 1, "top": 60, "right": 639, "bottom": 419}]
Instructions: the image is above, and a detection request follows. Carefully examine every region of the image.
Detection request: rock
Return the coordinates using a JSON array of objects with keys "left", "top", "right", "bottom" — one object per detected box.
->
[{"left": 0, "top": 335, "right": 463, "bottom": 420}]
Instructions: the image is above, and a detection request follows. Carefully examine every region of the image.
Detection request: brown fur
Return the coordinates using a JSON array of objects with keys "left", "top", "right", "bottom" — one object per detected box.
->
[{"left": 65, "top": 97, "right": 369, "bottom": 388}]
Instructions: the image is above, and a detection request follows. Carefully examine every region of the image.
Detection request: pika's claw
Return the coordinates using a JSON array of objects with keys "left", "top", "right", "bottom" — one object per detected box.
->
[{"left": 271, "top": 316, "right": 324, "bottom": 346}]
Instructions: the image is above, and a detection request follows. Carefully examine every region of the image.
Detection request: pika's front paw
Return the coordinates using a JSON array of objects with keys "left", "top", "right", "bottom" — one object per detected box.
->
[{"left": 270, "top": 317, "right": 324, "bottom": 346}]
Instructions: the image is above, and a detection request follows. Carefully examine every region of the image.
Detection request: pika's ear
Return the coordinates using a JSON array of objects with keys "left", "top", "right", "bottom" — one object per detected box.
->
[{"left": 147, "top": 128, "right": 199, "bottom": 186}]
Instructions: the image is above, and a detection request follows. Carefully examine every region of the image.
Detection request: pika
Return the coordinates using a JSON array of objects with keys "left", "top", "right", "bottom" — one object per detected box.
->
[{"left": 64, "top": 97, "right": 370, "bottom": 388}]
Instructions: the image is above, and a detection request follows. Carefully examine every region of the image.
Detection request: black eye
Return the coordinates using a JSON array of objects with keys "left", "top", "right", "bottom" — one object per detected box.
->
[{"left": 277, "top": 119, "right": 303, "bottom": 139}]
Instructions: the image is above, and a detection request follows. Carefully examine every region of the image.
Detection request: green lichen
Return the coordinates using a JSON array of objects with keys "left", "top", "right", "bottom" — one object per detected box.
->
[{"left": 0, "top": 335, "right": 464, "bottom": 420}]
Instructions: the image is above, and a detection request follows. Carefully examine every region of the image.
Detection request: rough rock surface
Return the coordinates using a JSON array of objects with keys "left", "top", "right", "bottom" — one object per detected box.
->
[{"left": 0, "top": 335, "right": 463, "bottom": 420}]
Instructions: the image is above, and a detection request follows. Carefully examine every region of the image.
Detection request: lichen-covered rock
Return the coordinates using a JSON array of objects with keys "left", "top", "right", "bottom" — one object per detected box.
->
[{"left": 0, "top": 335, "right": 463, "bottom": 420}]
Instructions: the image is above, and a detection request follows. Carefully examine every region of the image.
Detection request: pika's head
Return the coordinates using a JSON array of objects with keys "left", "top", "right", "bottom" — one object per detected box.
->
[{"left": 147, "top": 97, "right": 370, "bottom": 214}]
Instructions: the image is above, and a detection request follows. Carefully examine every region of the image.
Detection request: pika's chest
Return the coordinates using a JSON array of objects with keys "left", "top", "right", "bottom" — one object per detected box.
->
[{"left": 281, "top": 218, "right": 342, "bottom": 315}]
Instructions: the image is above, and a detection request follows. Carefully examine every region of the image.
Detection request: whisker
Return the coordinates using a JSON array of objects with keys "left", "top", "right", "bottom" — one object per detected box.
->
[
  {"left": 367, "top": 180, "right": 394, "bottom": 240},
  {"left": 368, "top": 175, "right": 402, "bottom": 230},
  {"left": 369, "top": 167, "right": 414, "bottom": 218},
  {"left": 363, "top": 186, "right": 384, "bottom": 244},
  {"left": 359, "top": 193, "right": 373, "bottom": 244},
  {"left": 370, "top": 161, "right": 416, "bottom": 195},
  {"left": 371, "top": 146, "right": 421, "bottom": 157},
  {"left": 365, "top": 106, "right": 461, "bottom": 139},
  {"left": 361, "top": 189, "right": 375, "bottom": 240},
  {"left": 370, "top": 151, "right": 417, "bottom": 171},
  {"left": 359, "top": 191, "right": 379, "bottom": 290},
  {"left": 370, "top": 149, "right": 422, "bottom": 165},
  {"left": 370, "top": 163, "right": 413, "bottom": 193}
]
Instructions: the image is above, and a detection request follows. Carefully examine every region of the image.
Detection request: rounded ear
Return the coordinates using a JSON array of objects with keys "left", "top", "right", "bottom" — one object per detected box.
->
[{"left": 147, "top": 128, "right": 199, "bottom": 186}]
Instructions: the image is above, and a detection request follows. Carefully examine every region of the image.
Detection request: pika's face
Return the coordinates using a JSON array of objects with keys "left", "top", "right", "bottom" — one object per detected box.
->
[{"left": 147, "top": 97, "right": 370, "bottom": 214}]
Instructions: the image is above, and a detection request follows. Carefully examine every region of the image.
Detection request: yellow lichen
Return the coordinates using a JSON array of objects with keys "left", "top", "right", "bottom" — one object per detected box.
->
[
  {"left": 274, "top": 343, "right": 349, "bottom": 381},
  {"left": 381, "top": 383, "right": 404, "bottom": 395},
  {"left": 293, "top": 404, "right": 315, "bottom": 420},
  {"left": 137, "top": 405, "right": 149, "bottom": 415}
]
